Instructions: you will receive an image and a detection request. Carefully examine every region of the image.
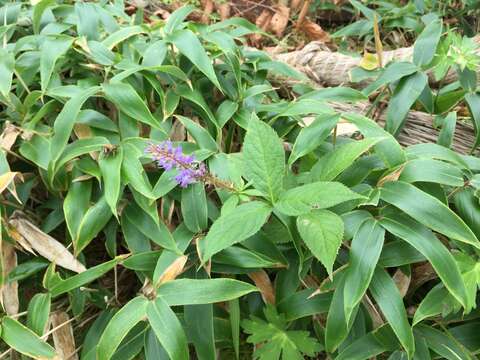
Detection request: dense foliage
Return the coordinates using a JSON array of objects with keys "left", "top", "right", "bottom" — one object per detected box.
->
[{"left": 0, "top": 1, "right": 480, "bottom": 359}]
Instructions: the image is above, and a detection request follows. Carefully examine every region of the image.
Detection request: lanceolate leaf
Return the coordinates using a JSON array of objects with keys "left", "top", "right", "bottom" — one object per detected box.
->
[
  {"left": 157, "top": 279, "right": 258, "bottom": 305},
  {"left": 370, "top": 268, "right": 415, "bottom": 358},
  {"left": 464, "top": 92, "right": 480, "bottom": 150},
  {"left": 0, "top": 48, "right": 14, "bottom": 97},
  {"left": 385, "top": 72, "right": 428, "bottom": 136},
  {"left": 97, "top": 296, "right": 148, "bottom": 360},
  {"left": 167, "top": 29, "right": 221, "bottom": 90},
  {"left": 99, "top": 146, "right": 124, "bottom": 218},
  {"left": 1, "top": 316, "right": 57, "bottom": 359},
  {"left": 243, "top": 117, "right": 285, "bottom": 202},
  {"left": 343, "top": 219, "right": 385, "bottom": 322},
  {"left": 413, "top": 19, "right": 442, "bottom": 67},
  {"left": 147, "top": 296, "right": 189, "bottom": 360},
  {"left": 40, "top": 35, "right": 73, "bottom": 92},
  {"left": 311, "top": 138, "right": 381, "bottom": 181},
  {"left": 380, "top": 181, "right": 480, "bottom": 249}
]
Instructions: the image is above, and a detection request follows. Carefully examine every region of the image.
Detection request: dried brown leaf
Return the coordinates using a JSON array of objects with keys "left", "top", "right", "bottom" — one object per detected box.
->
[
  {"left": 201, "top": 0, "right": 214, "bottom": 24},
  {"left": 50, "top": 312, "right": 78, "bottom": 360},
  {"left": 393, "top": 268, "right": 411, "bottom": 298},
  {"left": 1, "top": 242, "right": 19, "bottom": 315},
  {"left": 215, "top": 1, "right": 230, "bottom": 20},
  {"left": 9, "top": 213, "right": 86, "bottom": 273},
  {"left": 156, "top": 255, "right": 188, "bottom": 286},
  {"left": 0, "top": 122, "right": 20, "bottom": 151},
  {"left": 291, "top": 0, "right": 304, "bottom": 12},
  {"left": 298, "top": 20, "right": 331, "bottom": 43},
  {"left": 251, "top": 9, "right": 273, "bottom": 46},
  {"left": 247, "top": 270, "right": 275, "bottom": 305},
  {"left": 0, "top": 171, "right": 23, "bottom": 204},
  {"left": 269, "top": 5, "right": 290, "bottom": 38}
]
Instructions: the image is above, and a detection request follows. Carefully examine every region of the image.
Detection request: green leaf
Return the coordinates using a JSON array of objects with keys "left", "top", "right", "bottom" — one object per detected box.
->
[
  {"left": 380, "top": 181, "right": 480, "bottom": 249},
  {"left": 175, "top": 85, "right": 218, "bottom": 127},
  {"left": 33, "top": 0, "right": 56, "bottom": 34},
  {"left": 385, "top": 72, "right": 428, "bottom": 136},
  {"left": 1, "top": 317, "right": 57, "bottom": 359},
  {"left": 75, "top": 196, "right": 113, "bottom": 254},
  {"left": 243, "top": 118, "right": 285, "bottom": 202},
  {"left": 275, "top": 181, "right": 365, "bottom": 216},
  {"left": 363, "top": 62, "right": 419, "bottom": 95},
  {"left": 97, "top": 296, "right": 148, "bottom": 360},
  {"left": 157, "top": 279, "right": 258, "bottom": 305},
  {"left": 464, "top": 92, "right": 480, "bottom": 150},
  {"left": 102, "top": 25, "right": 145, "bottom": 50},
  {"left": 414, "top": 325, "right": 473, "bottom": 360},
  {"left": 64, "top": 174, "right": 92, "bottom": 242},
  {"left": 437, "top": 112, "right": 457, "bottom": 149},
  {"left": 147, "top": 296, "right": 189, "bottom": 360},
  {"left": 26, "top": 293, "right": 51, "bottom": 336},
  {"left": 311, "top": 138, "right": 381, "bottom": 181},
  {"left": 103, "top": 82, "right": 161, "bottom": 129},
  {"left": 181, "top": 182, "right": 208, "bottom": 233},
  {"left": 0, "top": 48, "right": 14, "bottom": 97},
  {"left": 122, "top": 143, "right": 155, "bottom": 200},
  {"left": 80, "top": 309, "right": 116, "bottom": 360},
  {"left": 99, "top": 146, "right": 123, "bottom": 218},
  {"left": 288, "top": 114, "right": 339, "bottom": 166},
  {"left": 343, "top": 219, "right": 385, "bottom": 322},
  {"left": 299, "top": 87, "right": 367, "bottom": 102},
  {"left": 242, "top": 305, "right": 322, "bottom": 360},
  {"left": 142, "top": 40, "right": 168, "bottom": 66},
  {"left": 54, "top": 136, "right": 110, "bottom": 177},
  {"left": 167, "top": 29, "right": 221, "bottom": 90},
  {"left": 200, "top": 201, "right": 272, "bottom": 262},
  {"left": 40, "top": 35, "right": 73, "bottom": 92},
  {"left": 380, "top": 213, "right": 468, "bottom": 307},
  {"left": 297, "top": 210, "right": 344, "bottom": 277},
  {"left": 413, "top": 285, "right": 452, "bottom": 325},
  {"left": 216, "top": 99, "right": 238, "bottom": 128},
  {"left": 176, "top": 115, "right": 218, "bottom": 152},
  {"left": 342, "top": 113, "right": 406, "bottom": 167},
  {"left": 164, "top": 5, "right": 195, "bottom": 34},
  {"left": 398, "top": 159, "right": 464, "bottom": 186},
  {"left": 413, "top": 19, "right": 442, "bottom": 67},
  {"left": 49, "top": 86, "right": 100, "bottom": 166},
  {"left": 49, "top": 256, "right": 125, "bottom": 297},
  {"left": 370, "top": 268, "right": 415, "bottom": 358}
]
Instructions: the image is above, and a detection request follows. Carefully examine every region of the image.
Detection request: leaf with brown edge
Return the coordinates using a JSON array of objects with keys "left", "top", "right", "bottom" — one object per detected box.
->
[
  {"left": 1, "top": 241, "right": 19, "bottom": 315},
  {"left": 50, "top": 311, "right": 78, "bottom": 360},
  {"left": 247, "top": 270, "right": 275, "bottom": 305},
  {"left": 9, "top": 212, "right": 86, "bottom": 274},
  {"left": 155, "top": 255, "right": 188, "bottom": 287}
]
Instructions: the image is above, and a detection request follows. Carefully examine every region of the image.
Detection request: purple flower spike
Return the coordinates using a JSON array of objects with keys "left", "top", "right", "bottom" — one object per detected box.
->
[{"left": 145, "top": 141, "right": 207, "bottom": 187}]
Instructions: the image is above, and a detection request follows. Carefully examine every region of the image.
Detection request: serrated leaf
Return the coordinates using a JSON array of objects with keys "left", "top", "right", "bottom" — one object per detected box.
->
[
  {"left": 243, "top": 118, "right": 285, "bottom": 202},
  {"left": 275, "top": 181, "right": 365, "bottom": 216},
  {"left": 200, "top": 201, "right": 272, "bottom": 262}
]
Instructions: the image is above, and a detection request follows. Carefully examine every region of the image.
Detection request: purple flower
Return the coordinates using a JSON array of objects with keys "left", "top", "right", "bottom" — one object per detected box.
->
[{"left": 145, "top": 141, "right": 207, "bottom": 187}]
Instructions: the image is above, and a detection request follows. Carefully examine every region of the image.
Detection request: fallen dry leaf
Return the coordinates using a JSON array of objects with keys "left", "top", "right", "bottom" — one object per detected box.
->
[
  {"left": 295, "top": 0, "right": 311, "bottom": 30},
  {"left": 50, "top": 312, "right": 78, "bottom": 360},
  {"left": 156, "top": 255, "right": 188, "bottom": 286},
  {"left": 201, "top": 0, "right": 214, "bottom": 24},
  {"left": 73, "top": 124, "right": 92, "bottom": 139},
  {"left": 0, "top": 122, "right": 20, "bottom": 151},
  {"left": 215, "top": 1, "right": 230, "bottom": 20},
  {"left": 393, "top": 268, "right": 411, "bottom": 298},
  {"left": 362, "top": 295, "right": 384, "bottom": 328},
  {"left": 291, "top": 0, "right": 304, "bottom": 12},
  {"left": 1, "top": 242, "right": 19, "bottom": 315},
  {"left": 298, "top": 20, "right": 331, "bottom": 43},
  {"left": 251, "top": 9, "right": 273, "bottom": 46},
  {"left": 0, "top": 171, "right": 23, "bottom": 204},
  {"left": 247, "top": 270, "right": 275, "bottom": 305},
  {"left": 269, "top": 5, "right": 290, "bottom": 38},
  {"left": 9, "top": 212, "right": 86, "bottom": 273}
]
